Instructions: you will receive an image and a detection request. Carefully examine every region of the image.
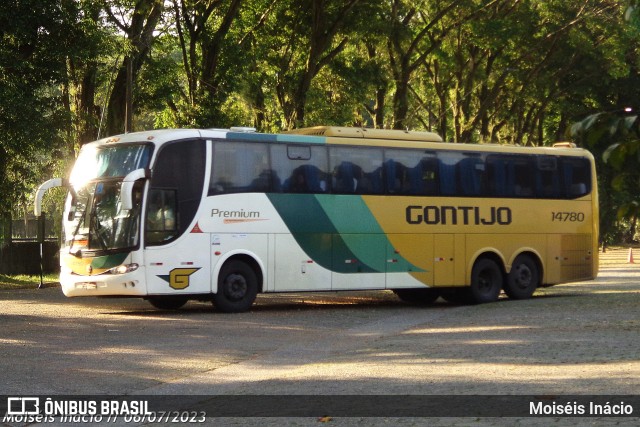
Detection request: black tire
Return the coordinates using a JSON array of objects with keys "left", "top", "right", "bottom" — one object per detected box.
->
[
  {"left": 213, "top": 260, "right": 258, "bottom": 313},
  {"left": 393, "top": 288, "right": 440, "bottom": 305},
  {"left": 469, "top": 258, "right": 503, "bottom": 304},
  {"left": 504, "top": 254, "right": 539, "bottom": 299},
  {"left": 147, "top": 296, "right": 188, "bottom": 310}
]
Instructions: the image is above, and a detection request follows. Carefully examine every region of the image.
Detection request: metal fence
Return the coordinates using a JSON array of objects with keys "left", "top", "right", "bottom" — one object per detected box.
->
[{"left": 0, "top": 214, "right": 59, "bottom": 275}]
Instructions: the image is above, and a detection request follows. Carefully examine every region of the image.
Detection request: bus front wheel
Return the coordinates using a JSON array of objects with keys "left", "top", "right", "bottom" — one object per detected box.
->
[
  {"left": 470, "top": 258, "right": 503, "bottom": 304},
  {"left": 213, "top": 260, "right": 258, "bottom": 313},
  {"left": 504, "top": 254, "right": 539, "bottom": 299}
]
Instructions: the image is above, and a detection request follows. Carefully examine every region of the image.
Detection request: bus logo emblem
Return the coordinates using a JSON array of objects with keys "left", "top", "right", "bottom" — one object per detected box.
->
[{"left": 158, "top": 268, "right": 200, "bottom": 290}]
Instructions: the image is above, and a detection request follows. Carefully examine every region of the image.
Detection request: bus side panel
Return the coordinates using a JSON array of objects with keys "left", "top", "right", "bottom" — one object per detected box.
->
[
  {"left": 210, "top": 233, "right": 269, "bottom": 292},
  {"left": 331, "top": 234, "right": 386, "bottom": 290},
  {"left": 386, "top": 234, "right": 433, "bottom": 288},
  {"left": 273, "top": 233, "right": 332, "bottom": 291},
  {"left": 433, "top": 234, "right": 456, "bottom": 286},
  {"left": 546, "top": 233, "right": 595, "bottom": 284},
  {"left": 465, "top": 233, "right": 547, "bottom": 284},
  {"left": 145, "top": 232, "right": 211, "bottom": 295}
]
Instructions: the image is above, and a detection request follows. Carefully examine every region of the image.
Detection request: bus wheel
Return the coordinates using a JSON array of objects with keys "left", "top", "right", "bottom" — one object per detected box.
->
[
  {"left": 213, "top": 260, "right": 258, "bottom": 313},
  {"left": 147, "top": 296, "right": 188, "bottom": 310},
  {"left": 505, "top": 254, "right": 539, "bottom": 299},
  {"left": 470, "top": 258, "right": 503, "bottom": 304},
  {"left": 393, "top": 288, "right": 440, "bottom": 305}
]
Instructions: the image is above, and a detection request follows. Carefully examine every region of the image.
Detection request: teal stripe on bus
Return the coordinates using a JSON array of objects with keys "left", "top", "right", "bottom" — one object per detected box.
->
[
  {"left": 267, "top": 193, "right": 423, "bottom": 274},
  {"left": 275, "top": 134, "right": 325, "bottom": 144},
  {"left": 314, "top": 195, "right": 423, "bottom": 273},
  {"left": 267, "top": 194, "right": 374, "bottom": 273},
  {"left": 226, "top": 132, "right": 326, "bottom": 145}
]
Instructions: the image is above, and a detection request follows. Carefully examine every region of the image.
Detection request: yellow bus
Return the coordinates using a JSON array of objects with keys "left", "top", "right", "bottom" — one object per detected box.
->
[{"left": 35, "top": 126, "right": 598, "bottom": 312}]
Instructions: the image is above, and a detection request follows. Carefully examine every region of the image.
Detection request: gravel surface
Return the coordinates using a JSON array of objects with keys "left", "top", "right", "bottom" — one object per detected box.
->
[{"left": 1, "top": 248, "right": 639, "bottom": 426}]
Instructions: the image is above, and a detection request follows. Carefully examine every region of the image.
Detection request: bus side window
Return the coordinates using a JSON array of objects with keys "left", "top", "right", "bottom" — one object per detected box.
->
[
  {"left": 512, "top": 157, "right": 534, "bottom": 197},
  {"left": 384, "top": 149, "right": 437, "bottom": 196},
  {"left": 272, "top": 144, "right": 329, "bottom": 193},
  {"left": 288, "top": 165, "right": 325, "bottom": 193},
  {"left": 438, "top": 153, "right": 458, "bottom": 196},
  {"left": 535, "top": 156, "right": 561, "bottom": 198},
  {"left": 209, "top": 141, "right": 271, "bottom": 194},
  {"left": 408, "top": 157, "right": 439, "bottom": 195},
  {"left": 486, "top": 156, "right": 509, "bottom": 197},
  {"left": 383, "top": 159, "right": 401, "bottom": 193},
  {"left": 329, "top": 147, "right": 383, "bottom": 195},
  {"left": 457, "top": 156, "right": 485, "bottom": 196},
  {"left": 333, "top": 161, "right": 362, "bottom": 193}
]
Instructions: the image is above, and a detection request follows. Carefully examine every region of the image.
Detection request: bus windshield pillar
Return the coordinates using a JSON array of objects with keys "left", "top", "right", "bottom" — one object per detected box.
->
[{"left": 121, "top": 168, "right": 149, "bottom": 210}]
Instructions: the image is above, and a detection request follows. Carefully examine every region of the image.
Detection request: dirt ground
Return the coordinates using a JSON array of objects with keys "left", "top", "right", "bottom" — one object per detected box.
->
[{"left": 1, "top": 247, "right": 640, "bottom": 426}]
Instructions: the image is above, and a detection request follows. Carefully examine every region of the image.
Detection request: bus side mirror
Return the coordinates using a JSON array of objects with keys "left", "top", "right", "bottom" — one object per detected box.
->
[
  {"left": 121, "top": 168, "right": 150, "bottom": 210},
  {"left": 34, "top": 178, "right": 67, "bottom": 217}
]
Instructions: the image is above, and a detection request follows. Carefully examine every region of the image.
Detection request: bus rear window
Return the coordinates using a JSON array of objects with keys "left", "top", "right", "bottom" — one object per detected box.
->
[{"left": 562, "top": 157, "right": 591, "bottom": 198}]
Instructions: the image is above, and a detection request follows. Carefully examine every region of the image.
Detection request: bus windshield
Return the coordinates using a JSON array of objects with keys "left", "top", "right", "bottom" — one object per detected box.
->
[
  {"left": 66, "top": 181, "right": 143, "bottom": 255},
  {"left": 69, "top": 143, "right": 152, "bottom": 189}
]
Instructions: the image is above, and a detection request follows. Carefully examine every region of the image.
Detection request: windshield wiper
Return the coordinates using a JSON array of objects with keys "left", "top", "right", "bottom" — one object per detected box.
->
[{"left": 90, "top": 211, "right": 108, "bottom": 251}]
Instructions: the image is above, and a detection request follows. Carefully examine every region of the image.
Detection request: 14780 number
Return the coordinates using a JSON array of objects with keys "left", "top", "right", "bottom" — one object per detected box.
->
[{"left": 551, "top": 211, "right": 585, "bottom": 222}]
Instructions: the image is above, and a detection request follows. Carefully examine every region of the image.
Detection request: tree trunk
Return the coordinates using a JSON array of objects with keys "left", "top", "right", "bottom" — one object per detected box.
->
[{"left": 104, "top": 0, "right": 163, "bottom": 136}]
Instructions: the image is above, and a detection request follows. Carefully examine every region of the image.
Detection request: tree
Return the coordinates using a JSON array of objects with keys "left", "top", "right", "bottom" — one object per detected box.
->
[
  {"left": 257, "top": 0, "right": 367, "bottom": 129},
  {"left": 0, "top": 0, "right": 83, "bottom": 216},
  {"left": 572, "top": 112, "right": 640, "bottom": 243},
  {"left": 104, "top": 0, "right": 165, "bottom": 136},
  {"left": 385, "top": 0, "right": 473, "bottom": 131},
  {"left": 169, "top": 0, "right": 243, "bottom": 127},
  {"left": 417, "top": 0, "right": 627, "bottom": 144},
  {"left": 569, "top": 0, "right": 640, "bottom": 244}
]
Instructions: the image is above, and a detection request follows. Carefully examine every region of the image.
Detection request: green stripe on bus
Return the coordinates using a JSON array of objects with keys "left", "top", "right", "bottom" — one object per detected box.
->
[
  {"left": 267, "top": 194, "right": 423, "bottom": 274},
  {"left": 315, "top": 195, "right": 385, "bottom": 271},
  {"left": 267, "top": 194, "right": 359, "bottom": 273},
  {"left": 90, "top": 252, "right": 128, "bottom": 269},
  {"left": 315, "top": 195, "right": 423, "bottom": 273}
]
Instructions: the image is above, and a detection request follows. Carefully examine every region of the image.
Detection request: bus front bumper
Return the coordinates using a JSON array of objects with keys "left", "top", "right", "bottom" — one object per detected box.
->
[{"left": 60, "top": 268, "right": 147, "bottom": 297}]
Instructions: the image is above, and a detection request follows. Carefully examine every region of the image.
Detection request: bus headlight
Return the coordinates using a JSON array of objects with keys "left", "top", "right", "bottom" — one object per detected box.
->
[{"left": 106, "top": 263, "right": 139, "bottom": 274}]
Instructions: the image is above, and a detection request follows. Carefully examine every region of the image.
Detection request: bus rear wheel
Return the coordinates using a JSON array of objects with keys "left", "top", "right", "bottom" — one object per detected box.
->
[
  {"left": 213, "top": 260, "right": 258, "bottom": 313},
  {"left": 469, "top": 258, "right": 503, "bottom": 304},
  {"left": 504, "top": 254, "right": 539, "bottom": 299},
  {"left": 393, "top": 288, "right": 440, "bottom": 305},
  {"left": 147, "top": 296, "right": 188, "bottom": 310}
]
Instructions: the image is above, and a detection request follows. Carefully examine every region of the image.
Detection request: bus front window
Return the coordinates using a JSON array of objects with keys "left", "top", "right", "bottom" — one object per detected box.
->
[
  {"left": 66, "top": 181, "right": 143, "bottom": 255},
  {"left": 69, "top": 143, "right": 152, "bottom": 190}
]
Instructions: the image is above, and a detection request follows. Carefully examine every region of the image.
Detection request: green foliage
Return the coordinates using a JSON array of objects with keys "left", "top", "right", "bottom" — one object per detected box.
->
[
  {"left": 0, "top": 0, "right": 77, "bottom": 216},
  {"left": 2, "top": 0, "right": 640, "bottom": 235},
  {"left": 572, "top": 110, "right": 640, "bottom": 243}
]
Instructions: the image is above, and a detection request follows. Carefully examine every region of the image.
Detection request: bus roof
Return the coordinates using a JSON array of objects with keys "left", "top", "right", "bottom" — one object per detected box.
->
[
  {"left": 88, "top": 127, "right": 592, "bottom": 159},
  {"left": 285, "top": 126, "right": 443, "bottom": 142}
]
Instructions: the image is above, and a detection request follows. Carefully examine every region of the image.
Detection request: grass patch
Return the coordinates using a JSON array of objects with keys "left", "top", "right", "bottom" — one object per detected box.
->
[{"left": 0, "top": 273, "right": 59, "bottom": 290}]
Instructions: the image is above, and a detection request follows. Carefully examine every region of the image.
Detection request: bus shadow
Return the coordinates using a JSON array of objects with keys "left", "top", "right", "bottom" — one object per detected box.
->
[{"left": 107, "top": 291, "right": 587, "bottom": 316}]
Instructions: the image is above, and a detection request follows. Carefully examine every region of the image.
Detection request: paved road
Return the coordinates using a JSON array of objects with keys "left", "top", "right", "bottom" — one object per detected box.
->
[{"left": 2, "top": 248, "right": 640, "bottom": 425}]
